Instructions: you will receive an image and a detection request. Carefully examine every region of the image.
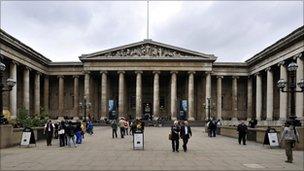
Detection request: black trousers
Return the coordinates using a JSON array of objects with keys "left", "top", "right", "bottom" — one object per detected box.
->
[
  {"left": 182, "top": 138, "right": 189, "bottom": 151},
  {"left": 59, "top": 134, "right": 65, "bottom": 147},
  {"left": 211, "top": 129, "right": 216, "bottom": 137},
  {"left": 120, "top": 127, "right": 125, "bottom": 138},
  {"left": 46, "top": 132, "right": 53, "bottom": 146},
  {"left": 171, "top": 139, "right": 179, "bottom": 151},
  {"left": 238, "top": 133, "right": 246, "bottom": 145},
  {"left": 112, "top": 129, "right": 118, "bottom": 138}
]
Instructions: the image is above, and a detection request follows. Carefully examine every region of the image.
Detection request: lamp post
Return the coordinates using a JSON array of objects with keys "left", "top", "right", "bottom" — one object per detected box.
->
[
  {"left": 0, "top": 61, "right": 16, "bottom": 125},
  {"left": 203, "top": 97, "right": 213, "bottom": 120},
  {"left": 79, "top": 96, "right": 91, "bottom": 122},
  {"left": 277, "top": 59, "right": 304, "bottom": 120}
]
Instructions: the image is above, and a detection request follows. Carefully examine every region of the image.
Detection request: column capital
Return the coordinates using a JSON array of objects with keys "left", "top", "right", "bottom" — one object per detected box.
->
[
  {"left": 57, "top": 75, "right": 64, "bottom": 79},
  {"left": 73, "top": 75, "right": 79, "bottom": 79},
  {"left": 117, "top": 70, "right": 125, "bottom": 74},
  {"left": 153, "top": 70, "right": 161, "bottom": 74},
  {"left": 36, "top": 71, "right": 42, "bottom": 76},
  {"left": 205, "top": 71, "right": 212, "bottom": 75},
  {"left": 83, "top": 71, "right": 90, "bottom": 75},
  {"left": 24, "top": 66, "right": 31, "bottom": 71},
  {"left": 293, "top": 52, "right": 303, "bottom": 60},
  {"left": 170, "top": 71, "right": 178, "bottom": 74},
  {"left": 100, "top": 71, "right": 108, "bottom": 74},
  {"left": 188, "top": 71, "right": 196, "bottom": 74},
  {"left": 216, "top": 75, "right": 223, "bottom": 79},
  {"left": 254, "top": 72, "right": 261, "bottom": 76},
  {"left": 278, "top": 61, "right": 285, "bottom": 67},
  {"left": 44, "top": 75, "right": 49, "bottom": 79},
  {"left": 232, "top": 76, "right": 239, "bottom": 79},
  {"left": 11, "top": 60, "right": 19, "bottom": 66},
  {"left": 265, "top": 67, "right": 272, "bottom": 72},
  {"left": 135, "top": 70, "right": 143, "bottom": 74}
]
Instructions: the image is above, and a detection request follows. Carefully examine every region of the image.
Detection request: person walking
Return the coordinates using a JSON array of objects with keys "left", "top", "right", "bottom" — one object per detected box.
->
[
  {"left": 75, "top": 121, "right": 82, "bottom": 144},
  {"left": 211, "top": 118, "right": 217, "bottom": 137},
  {"left": 119, "top": 118, "right": 125, "bottom": 138},
  {"left": 280, "top": 122, "right": 299, "bottom": 163},
  {"left": 66, "top": 121, "right": 77, "bottom": 148},
  {"left": 44, "top": 120, "right": 54, "bottom": 146},
  {"left": 171, "top": 120, "right": 181, "bottom": 152},
  {"left": 111, "top": 119, "right": 118, "bottom": 138},
  {"left": 180, "top": 121, "right": 192, "bottom": 152},
  {"left": 124, "top": 119, "right": 129, "bottom": 135},
  {"left": 58, "top": 120, "right": 66, "bottom": 147},
  {"left": 237, "top": 120, "right": 248, "bottom": 145}
]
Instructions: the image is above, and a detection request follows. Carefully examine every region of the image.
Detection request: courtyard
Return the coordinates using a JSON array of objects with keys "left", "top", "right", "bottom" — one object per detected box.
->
[{"left": 0, "top": 126, "right": 303, "bottom": 171}]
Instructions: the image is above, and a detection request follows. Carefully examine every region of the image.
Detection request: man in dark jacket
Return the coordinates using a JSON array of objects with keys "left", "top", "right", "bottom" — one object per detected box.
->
[
  {"left": 180, "top": 121, "right": 192, "bottom": 152},
  {"left": 171, "top": 120, "right": 181, "bottom": 152},
  {"left": 237, "top": 120, "right": 248, "bottom": 145},
  {"left": 44, "top": 120, "right": 54, "bottom": 146}
]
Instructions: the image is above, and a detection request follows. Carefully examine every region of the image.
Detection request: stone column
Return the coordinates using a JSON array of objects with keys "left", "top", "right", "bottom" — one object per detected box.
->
[
  {"left": 100, "top": 71, "right": 108, "bottom": 120},
  {"left": 44, "top": 76, "right": 49, "bottom": 111},
  {"left": 170, "top": 71, "right": 178, "bottom": 120},
  {"left": 205, "top": 72, "right": 211, "bottom": 119},
  {"left": 23, "top": 67, "right": 30, "bottom": 112},
  {"left": 266, "top": 67, "right": 273, "bottom": 120},
  {"left": 34, "top": 72, "right": 41, "bottom": 115},
  {"left": 73, "top": 75, "right": 79, "bottom": 117},
  {"left": 118, "top": 71, "right": 125, "bottom": 117},
  {"left": 135, "top": 71, "right": 143, "bottom": 119},
  {"left": 9, "top": 61, "right": 17, "bottom": 119},
  {"left": 188, "top": 71, "right": 195, "bottom": 121},
  {"left": 232, "top": 76, "right": 238, "bottom": 119},
  {"left": 84, "top": 71, "right": 90, "bottom": 100},
  {"left": 153, "top": 71, "right": 160, "bottom": 119},
  {"left": 247, "top": 76, "right": 253, "bottom": 120},
  {"left": 216, "top": 76, "right": 223, "bottom": 120},
  {"left": 279, "top": 61, "right": 288, "bottom": 121},
  {"left": 58, "top": 75, "right": 64, "bottom": 116},
  {"left": 256, "top": 72, "right": 262, "bottom": 121},
  {"left": 296, "top": 54, "right": 304, "bottom": 119}
]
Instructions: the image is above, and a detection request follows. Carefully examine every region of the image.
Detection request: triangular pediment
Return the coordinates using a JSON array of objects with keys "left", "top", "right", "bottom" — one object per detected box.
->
[{"left": 79, "top": 39, "right": 216, "bottom": 61}]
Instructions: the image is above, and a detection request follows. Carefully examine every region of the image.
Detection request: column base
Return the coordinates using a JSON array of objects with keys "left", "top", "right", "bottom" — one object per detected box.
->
[
  {"left": 171, "top": 117, "right": 177, "bottom": 121},
  {"left": 73, "top": 117, "right": 80, "bottom": 121},
  {"left": 10, "top": 115, "right": 17, "bottom": 120},
  {"left": 188, "top": 117, "right": 195, "bottom": 121},
  {"left": 100, "top": 117, "right": 106, "bottom": 121},
  {"left": 230, "top": 117, "right": 239, "bottom": 126}
]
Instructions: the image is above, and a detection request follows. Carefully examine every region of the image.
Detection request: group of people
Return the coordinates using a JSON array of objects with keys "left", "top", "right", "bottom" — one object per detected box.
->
[
  {"left": 170, "top": 120, "right": 192, "bottom": 152},
  {"left": 110, "top": 117, "right": 145, "bottom": 139},
  {"left": 44, "top": 119, "right": 94, "bottom": 148}
]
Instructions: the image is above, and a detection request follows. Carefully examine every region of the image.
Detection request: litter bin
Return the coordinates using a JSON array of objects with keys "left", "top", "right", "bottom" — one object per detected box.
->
[{"left": 133, "top": 130, "right": 144, "bottom": 150}]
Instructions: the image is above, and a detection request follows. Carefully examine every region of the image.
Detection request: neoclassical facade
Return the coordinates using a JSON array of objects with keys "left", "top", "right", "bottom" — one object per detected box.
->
[{"left": 1, "top": 26, "right": 303, "bottom": 125}]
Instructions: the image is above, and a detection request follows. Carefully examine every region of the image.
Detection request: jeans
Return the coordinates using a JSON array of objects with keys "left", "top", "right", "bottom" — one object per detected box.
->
[
  {"left": 171, "top": 139, "right": 179, "bottom": 152},
  {"left": 68, "top": 135, "right": 77, "bottom": 147}
]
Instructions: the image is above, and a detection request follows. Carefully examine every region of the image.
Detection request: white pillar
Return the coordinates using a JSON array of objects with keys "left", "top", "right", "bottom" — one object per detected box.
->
[
  {"left": 23, "top": 67, "right": 30, "bottom": 113},
  {"left": 247, "top": 76, "right": 253, "bottom": 120},
  {"left": 170, "top": 71, "right": 178, "bottom": 120},
  {"left": 205, "top": 72, "right": 211, "bottom": 119},
  {"left": 188, "top": 71, "right": 195, "bottom": 121},
  {"left": 135, "top": 71, "right": 143, "bottom": 119},
  {"left": 266, "top": 67, "right": 273, "bottom": 120},
  {"left": 296, "top": 54, "right": 304, "bottom": 120},
  {"left": 118, "top": 71, "right": 125, "bottom": 117},
  {"left": 216, "top": 76, "right": 223, "bottom": 120},
  {"left": 9, "top": 61, "right": 17, "bottom": 119},
  {"left": 279, "top": 61, "right": 288, "bottom": 121},
  {"left": 84, "top": 71, "right": 90, "bottom": 102},
  {"left": 73, "top": 75, "right": 79, "bottom": 117},
  {"left": 153, "top": 71, "right": 160, "bottom": 119},
  {"left": 34, "top": 72, "right": 41, "bottom": 115},
  {"left": 100, "top": 71, "right": 108, "bottom": 120},
  {"left": 256, "top": 72, "right": 262, "bottom": 121},
  {"left": 58, "top": 75, "right": 64, "bottom": 116}
]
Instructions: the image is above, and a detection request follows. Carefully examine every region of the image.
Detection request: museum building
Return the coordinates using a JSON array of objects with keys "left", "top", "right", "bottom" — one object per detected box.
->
[{"left": 0, "top": 26, "right": 303, "bottom": 125}]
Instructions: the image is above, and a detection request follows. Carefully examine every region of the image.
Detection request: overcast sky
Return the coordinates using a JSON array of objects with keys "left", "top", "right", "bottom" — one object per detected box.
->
[{"left": 1, "top": 1, "right": 303, "bottom": 62}]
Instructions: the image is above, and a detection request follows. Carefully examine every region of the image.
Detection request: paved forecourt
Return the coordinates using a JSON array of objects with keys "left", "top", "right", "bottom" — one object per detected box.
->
[{"left": 1, "top": 127, "right": 303, "bottom": 170}]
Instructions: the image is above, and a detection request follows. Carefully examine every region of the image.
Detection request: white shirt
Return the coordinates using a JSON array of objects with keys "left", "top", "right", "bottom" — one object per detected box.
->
[{"left": 185, "top": 126, "right": 188, "bottom": 135}]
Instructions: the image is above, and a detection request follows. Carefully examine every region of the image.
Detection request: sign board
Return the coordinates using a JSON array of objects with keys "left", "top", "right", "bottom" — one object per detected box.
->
[
  {"left": 133, "top": 132, "right": 144, "bottom": 150},
  {"left": 268, "top": 133, "right": 279, "bottom": 147},
  {"left": 20, "top": 132, "right": 31, "bottom": 146}
]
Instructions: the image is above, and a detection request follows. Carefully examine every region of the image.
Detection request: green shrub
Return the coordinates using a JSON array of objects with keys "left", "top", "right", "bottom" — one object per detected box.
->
[{"left": 16, "top": 107, "right": 49, "bottom": 128}]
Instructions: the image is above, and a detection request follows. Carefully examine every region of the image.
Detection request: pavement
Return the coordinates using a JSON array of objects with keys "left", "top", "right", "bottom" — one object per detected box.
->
[{"left": 0, "top": 127, "right": 303, "bottom": 170}]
